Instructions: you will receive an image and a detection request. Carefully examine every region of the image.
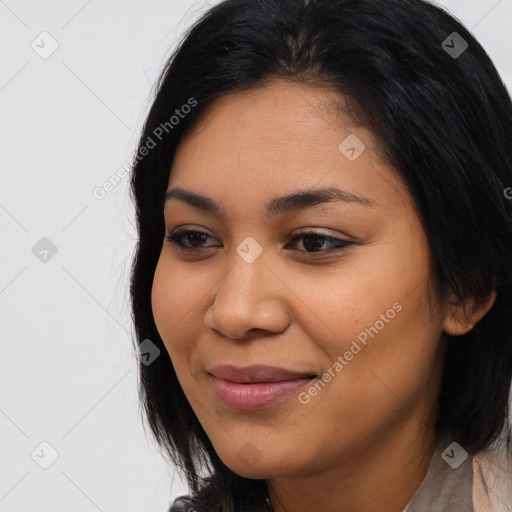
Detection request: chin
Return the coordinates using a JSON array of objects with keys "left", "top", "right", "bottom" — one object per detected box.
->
[{"left": 218, "top": 447, "right": 305, "bottom": 479}]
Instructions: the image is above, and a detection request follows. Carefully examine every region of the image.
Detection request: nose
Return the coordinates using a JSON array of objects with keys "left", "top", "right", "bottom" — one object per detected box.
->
[{"left": 203, "top": 254, "right": 291, "bottom": 342}]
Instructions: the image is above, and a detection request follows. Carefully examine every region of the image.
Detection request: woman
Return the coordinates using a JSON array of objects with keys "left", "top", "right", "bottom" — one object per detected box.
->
[{"left": 129, "top": 0, "right": 512, "bottom": 510}]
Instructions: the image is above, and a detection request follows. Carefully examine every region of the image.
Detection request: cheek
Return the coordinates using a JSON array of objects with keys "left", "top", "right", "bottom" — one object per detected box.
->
[
  {"left": 151, "top": 257, "right": 175, "bottom": 348},
  {"left": 308, "top": 281, "right": 442, "bottom": 441},
  {"left": 151, "top": 254, "right": 222, "bottom": 388},
  {"left": 287, "top": 256, "right": 402, "bottom": 353},
  {"left": 294, "top": 246, "right": 442, "bottom": 420},
  {"left": 151, "top": 257, "right": 199, "bottom": 359}
]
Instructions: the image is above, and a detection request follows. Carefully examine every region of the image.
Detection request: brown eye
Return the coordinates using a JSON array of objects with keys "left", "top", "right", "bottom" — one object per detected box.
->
[
  {"left": 165, "top": 230, "right": 219, "bottom": 249},
  {"left": 287, "top": 232, "right": 353, "bottom": 253}
]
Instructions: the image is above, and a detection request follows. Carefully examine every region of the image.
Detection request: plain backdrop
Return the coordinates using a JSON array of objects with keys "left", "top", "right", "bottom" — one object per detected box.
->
[{"left": 1, "top": 1, "right": 511, "bottom": 511}]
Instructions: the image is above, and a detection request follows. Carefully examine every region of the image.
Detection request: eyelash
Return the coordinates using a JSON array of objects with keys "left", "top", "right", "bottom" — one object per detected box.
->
[{"left": 165, "top": 229, "right": 354, "bottom": 255}]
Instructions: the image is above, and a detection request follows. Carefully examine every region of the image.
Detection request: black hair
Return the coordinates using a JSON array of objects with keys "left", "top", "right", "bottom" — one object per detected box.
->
[{"left": 129, "top": 0, "right": 512, "bottom": 509}]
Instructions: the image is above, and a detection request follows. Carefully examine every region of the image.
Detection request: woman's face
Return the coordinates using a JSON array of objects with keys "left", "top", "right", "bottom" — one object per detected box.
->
[{"left": 151, "top": 80, "right": 449, "bottom": 478}]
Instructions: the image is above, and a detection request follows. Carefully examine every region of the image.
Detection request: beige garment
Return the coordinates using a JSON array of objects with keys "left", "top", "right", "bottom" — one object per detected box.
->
[
  {"left": 472, "top": 423, "right": 512, "bottom": 512},
  {"left": 403, "top": 424, "right": 512, "bottom": 512}
]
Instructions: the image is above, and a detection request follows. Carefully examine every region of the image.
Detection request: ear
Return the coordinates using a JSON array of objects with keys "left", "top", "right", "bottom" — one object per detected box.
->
[{"left": 443, "top": 290, "right": 497, "bottom": 336}]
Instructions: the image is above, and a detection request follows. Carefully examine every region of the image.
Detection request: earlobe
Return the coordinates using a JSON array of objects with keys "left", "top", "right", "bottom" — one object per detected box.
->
[{"left": 442, "top": 290, "right": 497, "bottom": 336}]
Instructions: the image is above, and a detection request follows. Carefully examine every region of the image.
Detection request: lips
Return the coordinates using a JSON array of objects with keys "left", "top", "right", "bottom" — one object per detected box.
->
[
  {"left": 207, "top": 364, "right": 317, "bottom": 410},
  {"left": 207, "top": 364, "right": 316, "bottom": 383}
]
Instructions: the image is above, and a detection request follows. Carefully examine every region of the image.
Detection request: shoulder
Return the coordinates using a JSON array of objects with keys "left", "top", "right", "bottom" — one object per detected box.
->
[
  {"left": 167, "top": 484, "right": 220, "bottom": 512},
  {"left": 166, "top": 477, "right": 219, "bottom": 512},
  {"left": 472, "top": 425, "right": 512, "bottom": 511},
  {"left": 168, "top": 496, "right": 203, "bottom": 512},
  {"left": 167, "top": 476, "right": 271, "bottom": 512}
]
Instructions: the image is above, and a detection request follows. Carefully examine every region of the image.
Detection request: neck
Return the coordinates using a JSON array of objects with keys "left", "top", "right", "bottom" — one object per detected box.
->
[{"left": 267, "top": 419, "right": 437, "bottom": 512}]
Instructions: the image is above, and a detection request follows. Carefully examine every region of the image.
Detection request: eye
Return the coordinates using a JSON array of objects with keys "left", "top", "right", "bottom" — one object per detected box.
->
[
  {"left": 165, "top": 228, "right": 355, "bottom": 255},
  {"left": 165, "top": 230, "right": 220, "bottom": 250},
  {"left": 289, "top": 229, "right": 354, "bottom": 253}
]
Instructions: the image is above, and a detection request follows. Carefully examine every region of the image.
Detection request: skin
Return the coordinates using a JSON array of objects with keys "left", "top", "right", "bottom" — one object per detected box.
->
[{"left": 151, "top": 79, "right": 496, "bottom": 512}]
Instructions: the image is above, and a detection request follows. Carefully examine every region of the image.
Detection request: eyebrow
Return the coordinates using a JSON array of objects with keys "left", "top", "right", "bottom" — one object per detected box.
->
[{"left": 164, "top": 186, "right": 376, "bottom": 217}]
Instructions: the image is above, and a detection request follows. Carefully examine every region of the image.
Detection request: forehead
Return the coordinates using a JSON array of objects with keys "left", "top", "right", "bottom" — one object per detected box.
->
[{"left": 168, "top": 80, "right": 410, "bottom": 213}]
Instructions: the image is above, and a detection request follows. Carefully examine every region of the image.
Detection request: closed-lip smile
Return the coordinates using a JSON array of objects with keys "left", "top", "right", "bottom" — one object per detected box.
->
[
  {"left": 207, "top": 364, "right": 317, "bottom": 410},
  {"left": 207, "top": 364, "right": 316, "bottom": 383}
]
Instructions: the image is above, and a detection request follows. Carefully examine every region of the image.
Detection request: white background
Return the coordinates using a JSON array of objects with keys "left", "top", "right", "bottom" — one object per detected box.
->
[{"left": 1, "top": 1, "right": 511, "bottom": 511}]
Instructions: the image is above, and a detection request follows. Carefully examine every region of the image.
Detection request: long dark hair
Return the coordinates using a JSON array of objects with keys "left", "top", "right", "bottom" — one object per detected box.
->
[{"left": 129, "top": 0, "right": 512, "bottom": 509}]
